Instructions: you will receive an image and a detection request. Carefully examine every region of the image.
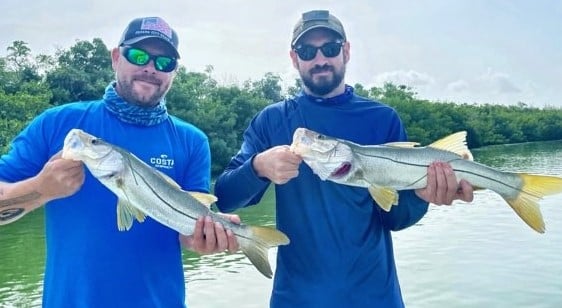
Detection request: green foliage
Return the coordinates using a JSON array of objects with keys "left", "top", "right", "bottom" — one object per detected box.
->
[
  {"left": 1, "top": 39, "right": 561, "bottom": 176},
  {"left": 0, "top": 89, "right": 51, "bottom": 152},
  {"left": 374, "top": 83, "right": 562, "bottom": 147},
  {"left": 45, "top": 38, "right": 113, "bottom": 104},
  {"left": 167, "top": 67, "right": 274, "bottom": 174}
]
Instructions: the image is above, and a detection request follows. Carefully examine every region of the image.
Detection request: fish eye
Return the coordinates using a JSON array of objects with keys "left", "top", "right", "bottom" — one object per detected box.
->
[
  {"left": 91, "top": 138, "right": 100, "bottom": 145},
  {"left": 318, "top": 134, "right": 326, "bottom": 140}
]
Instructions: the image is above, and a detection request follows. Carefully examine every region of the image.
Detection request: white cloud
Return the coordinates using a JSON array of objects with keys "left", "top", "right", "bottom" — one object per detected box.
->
[
  {"left": 1, "top": 0, "right": 560, "bottom": 108},
  {"left": 477, "top": 68, "right": 521, "bottom": 94},
  {"left": 372, "top": 70, "right": 435, "bottom": 88},
  {"left": 447, "top": 80, "right": 470, "bottom": 92}
]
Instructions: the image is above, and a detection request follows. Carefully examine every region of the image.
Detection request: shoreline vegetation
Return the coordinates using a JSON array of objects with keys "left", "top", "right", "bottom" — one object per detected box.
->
[{"left": 2, "top": 39, "right": 561, "bottom": 176}]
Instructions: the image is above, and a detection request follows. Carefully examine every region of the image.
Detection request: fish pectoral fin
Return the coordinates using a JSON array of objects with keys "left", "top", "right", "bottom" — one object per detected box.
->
[
  {"left": 187, "top": 191, "right": 218, "bottom": 208},
  {"left": 383, "top": 141, "right": 420, "bottom": 148},
  {"left": 368, "top": 185, "right": 399, "bottom": 212},
  {"left": 428, "top": 131, "right": 474, "bottom": 161},
  {"left": 116, "top": 199, "right": 146, "bottom": 231}
]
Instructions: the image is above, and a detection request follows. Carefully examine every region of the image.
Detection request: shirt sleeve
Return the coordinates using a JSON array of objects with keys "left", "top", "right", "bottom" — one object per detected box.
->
[
  {"left": 380, "top": 190, "right": 429, "bottom": 231},
  {"left": 214, "top": 114, "right": 271, "bottom": 213},
  {"left": 0, "top": 110, "right": 52, "bottom": 182}
]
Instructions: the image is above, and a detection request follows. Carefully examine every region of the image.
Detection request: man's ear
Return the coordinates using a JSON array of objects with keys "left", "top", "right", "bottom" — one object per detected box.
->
[
  {"left": 343, "top": 41, "right": 350, "bottom": 64},
  {"left": 110, "top": 48, "right": 120, "bottom": 70},
  {"left": 289, "top": 49, "right": 300, "bottom": 70}
]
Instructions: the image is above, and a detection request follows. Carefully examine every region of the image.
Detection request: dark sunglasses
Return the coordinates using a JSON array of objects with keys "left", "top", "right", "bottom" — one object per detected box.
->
[
  {"left": 121, "top": 46, "right": 177, "bottom": 73},
  {"left": 294, "top": 41, "right": 344, "bottom": 61}
]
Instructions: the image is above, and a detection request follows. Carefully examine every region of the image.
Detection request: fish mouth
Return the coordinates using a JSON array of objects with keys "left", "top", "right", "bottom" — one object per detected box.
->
[
  {"left": 329, "top": 162, "right": 351, "bottom": 179},
  {"left": 62, "top": 129, "right": 85, "bottom": 160}
]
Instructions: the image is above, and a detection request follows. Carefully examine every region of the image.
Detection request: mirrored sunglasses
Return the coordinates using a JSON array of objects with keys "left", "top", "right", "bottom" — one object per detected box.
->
[{"left": 121, "top": 46, "right": 177, "bottom": 73}]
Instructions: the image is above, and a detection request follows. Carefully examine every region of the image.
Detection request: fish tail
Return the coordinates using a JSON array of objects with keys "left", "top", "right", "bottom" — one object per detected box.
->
[
  {"left": 505, "top": 174, "right": 562, "bottom": 233},
  {"left": 240, "top": 226, "right": 290, "bottom": 278}
]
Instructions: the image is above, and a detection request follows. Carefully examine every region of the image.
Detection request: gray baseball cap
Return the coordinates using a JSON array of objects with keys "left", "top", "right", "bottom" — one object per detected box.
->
[{"left": 291, "top": 10, "right": 346, "bottom": 47}]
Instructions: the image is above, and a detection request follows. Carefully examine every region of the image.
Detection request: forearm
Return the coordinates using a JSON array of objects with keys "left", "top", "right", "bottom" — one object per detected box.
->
[
  {"left": 380, "top": 190, "right": 429, "bottom": 231},
  {"left": 0, "top": 178, "right": 53, "bottom": 224},
  {"left": 214, "top": 156, "right": 270, "bottom": 213}
]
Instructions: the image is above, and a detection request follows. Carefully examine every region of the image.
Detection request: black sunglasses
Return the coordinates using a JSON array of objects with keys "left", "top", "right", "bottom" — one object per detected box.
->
[
  {"left": 121, "top": 46, "right": 178, "bottom": 73},
  {"left": 294, "top": 41, "right": 344, "bottom": 61}
]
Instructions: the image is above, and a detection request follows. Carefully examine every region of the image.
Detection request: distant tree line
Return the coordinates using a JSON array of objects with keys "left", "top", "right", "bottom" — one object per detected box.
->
[{"left": 1, "top": 39, "right": 561, "bottom": 176}]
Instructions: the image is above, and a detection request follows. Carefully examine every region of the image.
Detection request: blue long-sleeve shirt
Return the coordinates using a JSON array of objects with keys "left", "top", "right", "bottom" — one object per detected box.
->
[{"left": 215, "top": 86, "right": 429, "bottom": 307}]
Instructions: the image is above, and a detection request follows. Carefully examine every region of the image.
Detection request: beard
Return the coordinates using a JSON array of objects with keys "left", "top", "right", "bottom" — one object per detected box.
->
[
  {"left": 299, "top": 63, "right": 346, "bottom": 96},
  {"left": 116, "top": 74, "right": 170, "bottom": 107}
]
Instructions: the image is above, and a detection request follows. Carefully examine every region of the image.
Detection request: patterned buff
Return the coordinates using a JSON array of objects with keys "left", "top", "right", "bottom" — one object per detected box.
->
[{"left": 103, "top": 82, "right": 169, "bottom": 126}]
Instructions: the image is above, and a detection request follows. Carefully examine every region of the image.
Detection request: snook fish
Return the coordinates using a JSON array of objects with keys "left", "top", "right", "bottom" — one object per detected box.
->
[
  {"left": 290, "top": 127, "right": 562, "bottom": 233},
  {"left": 62, "top": 129, "right": 289, "bottom": 278}
]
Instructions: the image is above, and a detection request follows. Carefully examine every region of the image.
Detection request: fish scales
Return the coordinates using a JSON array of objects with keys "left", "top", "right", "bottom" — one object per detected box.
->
[
  {"left": 291, "top": 127, "right": 562, "bottom": 233},
  {"left": 61, "top": 128, "right": 289, "bottom": 278}
]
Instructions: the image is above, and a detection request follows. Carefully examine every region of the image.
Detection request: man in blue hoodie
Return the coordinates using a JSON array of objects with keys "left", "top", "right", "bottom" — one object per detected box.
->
[{"left": 214, "top": 10, "right": 474, "bottom": 307}]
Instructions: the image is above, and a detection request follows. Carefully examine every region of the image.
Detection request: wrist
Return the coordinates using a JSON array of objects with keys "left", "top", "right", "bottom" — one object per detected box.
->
[
  {"left": 252, "top": 153, "right": 265, "bottom": 178},
  {"left": 29, "top": 175, "right": 54, "bottom": 204}
]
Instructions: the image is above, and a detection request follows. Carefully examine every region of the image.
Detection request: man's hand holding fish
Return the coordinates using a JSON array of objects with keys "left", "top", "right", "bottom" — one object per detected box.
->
[
  {"left": 415, "top": 161, "right": 474, "bottom": 205},
  {"left": 253, "top": 145, "right": 303, "bottom": 185},
  {"left": 181, "top": 214, "right": 241, "bottom": 254}
]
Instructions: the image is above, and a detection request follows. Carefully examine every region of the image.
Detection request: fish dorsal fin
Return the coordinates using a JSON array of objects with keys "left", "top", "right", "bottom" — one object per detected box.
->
[
  {"left": 428, "top": 131, "right": 474, "bottom": 160},
  {"left": 383, "top": 141, "right": 420, "bottom": 148},
  {"left": 368, "top": 185, "right": 399, "bottom": 212},
  {"left": 187, "top": 191, "right": 218, "bottom": 208},
  {"left": 116, "top": 198, "right": 147, "bottom": 231}
]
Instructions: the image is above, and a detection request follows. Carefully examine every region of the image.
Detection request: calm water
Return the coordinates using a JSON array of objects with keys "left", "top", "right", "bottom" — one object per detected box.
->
[{"left": 1, "top": 140, "right": 561, "bottom": 307}]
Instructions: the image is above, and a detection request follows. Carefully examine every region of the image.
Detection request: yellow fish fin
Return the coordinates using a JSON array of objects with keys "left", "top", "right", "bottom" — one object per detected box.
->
[
  {"left": 506, "top": 195, "right": 544, "bottom": 233},
  {"left": 116, "top": 181, "right": 146, "bottom": 231},
  {"left": 519, "top": 173, "right": 562, "bottom": 196},
  {"left": 241, "top": 226, "right": 290, "bottom": 278},
  {"left": 154, "top": 167, "right": 217, "bottom": 208},
  {"left": 505, "top": 173, "right": 562, "bottom": 233},
  {"left": 116, "top": 198, "right": 146, "bottom": 231},
  {"left": 383, "top": 141, "right": 420, "bottom": 148},
  {"left": 368, "top": 185, "right": 399, "bottom": 212},
  {"left": 187, "top": 191, "right": 218, "bottom": 208},
  {"left": 428, "top": 131, "right": 474, "bottom": 160}
]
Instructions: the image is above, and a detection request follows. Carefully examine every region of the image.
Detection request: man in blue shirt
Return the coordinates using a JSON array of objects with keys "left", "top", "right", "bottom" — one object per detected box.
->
[
  {"left": 0, "top": 16, "right": 238, "bottom": 307},
  {"left": 214, "top": 10, "right": 474, "bottom": 307}
]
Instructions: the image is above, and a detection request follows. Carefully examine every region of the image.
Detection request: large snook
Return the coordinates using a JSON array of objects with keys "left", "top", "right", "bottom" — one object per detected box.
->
[
  {"left": 62, "top": 129, "right": 289, "bottom": 278},
  {"left": 291, "top": 127, "right": 562, "bottom": 233}
]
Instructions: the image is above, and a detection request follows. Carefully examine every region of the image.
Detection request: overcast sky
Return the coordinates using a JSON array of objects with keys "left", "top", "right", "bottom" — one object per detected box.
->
[{"left": 2, "top": 0, "right": 561, "bottom": 108}]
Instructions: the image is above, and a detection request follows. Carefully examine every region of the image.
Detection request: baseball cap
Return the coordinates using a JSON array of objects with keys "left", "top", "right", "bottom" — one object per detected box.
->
[
  {"left": 291, "top": 10, "right": 347, "bottom": 47},
  {"left": 118, "top": 17, "right": 180, "bottom": 58}
]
